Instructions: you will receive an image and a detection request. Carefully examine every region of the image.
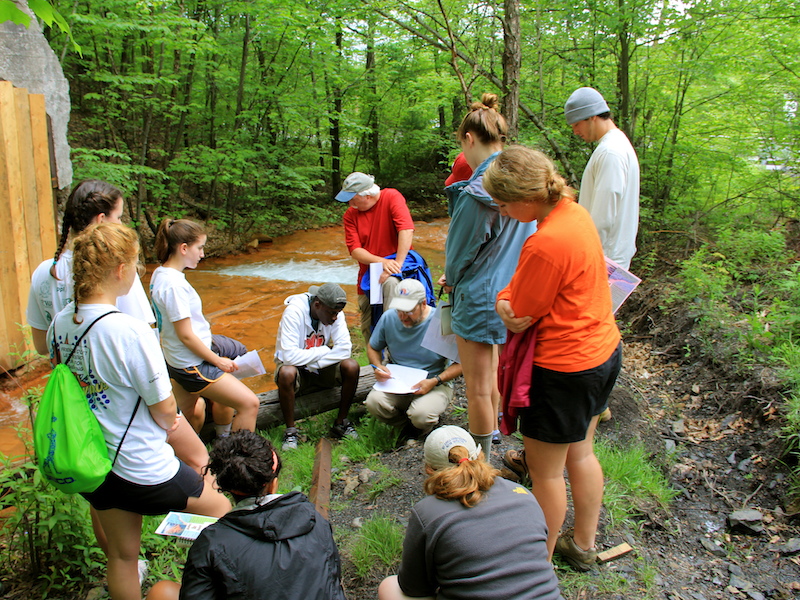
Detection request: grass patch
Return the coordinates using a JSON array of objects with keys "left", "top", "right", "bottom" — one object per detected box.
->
[
  {"left": 596, "top": 439, "right": 677, "bottom": 526},
  {"left": 348, "top": 515, "right": 404, "bottom": 577}
]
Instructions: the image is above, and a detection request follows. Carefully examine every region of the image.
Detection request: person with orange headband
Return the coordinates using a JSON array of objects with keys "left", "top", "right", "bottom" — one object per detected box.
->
[{"left": 378, "top": 426, "right": 563, "bottom": 600}]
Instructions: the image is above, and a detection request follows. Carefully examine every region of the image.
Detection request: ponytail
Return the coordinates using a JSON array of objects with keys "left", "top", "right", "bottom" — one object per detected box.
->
[
  {"left": 424, "top": 446, "right": 499, "bottom": 508},
  {"left": 155, "top": 218, "right": 205, "bottom": 264},
  {"left": 456, "top": 92, "right": 508, "bottom": 146}
]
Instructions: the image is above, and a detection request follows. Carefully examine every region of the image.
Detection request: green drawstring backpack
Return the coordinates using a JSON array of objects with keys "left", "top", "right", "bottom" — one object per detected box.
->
[{"left": 34, "top": 311, "right": 140, "bottom": 494}]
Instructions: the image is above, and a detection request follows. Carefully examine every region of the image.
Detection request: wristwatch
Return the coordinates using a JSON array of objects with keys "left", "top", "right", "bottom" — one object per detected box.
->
[{"left": 435, "top": 375, "right": 443, "bottom": 385}]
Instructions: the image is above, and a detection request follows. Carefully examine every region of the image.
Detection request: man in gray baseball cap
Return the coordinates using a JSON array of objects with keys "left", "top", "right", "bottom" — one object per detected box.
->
[
  {"left": 564, "top": 87, "right": 640, "bottom": 271},
  {"left": 274, "top": 283, "right": 360, "bottom": 450}
]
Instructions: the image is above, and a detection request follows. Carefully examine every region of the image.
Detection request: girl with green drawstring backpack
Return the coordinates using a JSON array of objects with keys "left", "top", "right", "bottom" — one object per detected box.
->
[{"left": 46, "top": 223, "right": 229, "bottom": 599}]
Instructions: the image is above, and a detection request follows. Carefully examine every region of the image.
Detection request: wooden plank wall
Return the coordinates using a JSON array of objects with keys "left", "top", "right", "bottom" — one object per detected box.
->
[{"left": 0, "top": 81, "right": 57, "bottom": 370}]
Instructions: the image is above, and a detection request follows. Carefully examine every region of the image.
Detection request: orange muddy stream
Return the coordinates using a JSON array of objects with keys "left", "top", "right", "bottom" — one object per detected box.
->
[{"left": 0, "top": 220, "right": 448, "bottom": 460}]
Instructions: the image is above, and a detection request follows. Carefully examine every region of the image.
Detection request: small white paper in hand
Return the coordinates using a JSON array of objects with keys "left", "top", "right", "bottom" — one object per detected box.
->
[
  {"left": 233, "top": 350, "right": 266, "bottom": 379},
  {"left": 372, "top": 364, "right": 430, "bottom": 394},
  {"left": 369, "top": 262, "right": 384, "bottom": 305}
]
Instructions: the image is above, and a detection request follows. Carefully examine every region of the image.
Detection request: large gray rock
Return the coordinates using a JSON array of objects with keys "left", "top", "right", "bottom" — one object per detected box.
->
[{"left": 0, "top": 0, "right": 72, "bottom": 188}]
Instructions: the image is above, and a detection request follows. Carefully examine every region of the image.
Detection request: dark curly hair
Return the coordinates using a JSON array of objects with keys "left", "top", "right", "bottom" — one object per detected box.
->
[{"left": 205, "top": 431, "right": 282, "bottom": 498}]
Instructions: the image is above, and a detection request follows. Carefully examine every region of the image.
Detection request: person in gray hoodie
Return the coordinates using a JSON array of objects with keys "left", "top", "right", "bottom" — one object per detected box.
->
[{"left": 146, "top": 431, "right": 347, "bottom": 600}]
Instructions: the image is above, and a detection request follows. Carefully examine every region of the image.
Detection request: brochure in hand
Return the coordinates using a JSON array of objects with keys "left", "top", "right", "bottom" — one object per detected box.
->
[{"left": 155, "top": 511, "right": 218, "bottom": 546}]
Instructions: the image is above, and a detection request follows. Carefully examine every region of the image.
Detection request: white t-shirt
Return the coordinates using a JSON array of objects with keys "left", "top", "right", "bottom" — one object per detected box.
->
[
  {"left": 27, "top": 250, "right": 156, "bottom": 330},
  {"left": 579, "top": 128, "right": 640, "bottom": 270},
  {"left": 150, "top": 266, "right": 212, "bottom": 368},
  {"left": 47, "top": 304, "right": 178, "bottom": 485}
]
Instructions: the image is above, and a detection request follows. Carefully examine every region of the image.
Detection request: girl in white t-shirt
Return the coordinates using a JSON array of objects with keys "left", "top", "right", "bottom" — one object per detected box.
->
[
  {"left": 27, "top": 180, "right": 211, "bottom": 491},
  {"left": 150, "top": 219, "right": 259, "bottom": 432},
  {"left": 49, "top": 223, "right": 230, "bottom": 600}
]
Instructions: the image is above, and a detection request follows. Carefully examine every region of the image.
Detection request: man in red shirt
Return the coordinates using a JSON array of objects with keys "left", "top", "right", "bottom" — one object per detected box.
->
[{"left": 336, "top": 172, "right": 415, "bottom": 343}]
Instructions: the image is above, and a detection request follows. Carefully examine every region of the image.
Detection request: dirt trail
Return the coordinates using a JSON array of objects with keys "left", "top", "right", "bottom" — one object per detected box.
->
[{"left": 330, "top": 334, "right": 800, "bottom": 599}]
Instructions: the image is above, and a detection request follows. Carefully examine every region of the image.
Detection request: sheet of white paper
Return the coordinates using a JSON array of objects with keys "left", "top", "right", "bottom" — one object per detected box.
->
[
  {"left": 373, "top": 364, "right": 430, "bottom": 394},
  {"left": 605, "top": 257, "right": 642, "bottom": 314},
  {"left": 369, "top": 262, "right": 384, "bottom": 305},
  {"left": 420, "top": 307, "right": 460, "bottom": 363},
  {"left": 233, "top": 350, "right": 266, "bottom": 379}
]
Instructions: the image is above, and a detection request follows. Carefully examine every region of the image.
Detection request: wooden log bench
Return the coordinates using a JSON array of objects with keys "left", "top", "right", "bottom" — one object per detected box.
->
[{"left": 255, "top": 365, "right": 376, "bottom": 431}]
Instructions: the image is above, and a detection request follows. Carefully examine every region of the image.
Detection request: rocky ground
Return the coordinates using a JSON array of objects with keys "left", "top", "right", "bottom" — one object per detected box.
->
[{"left": 329, "top": 332, "right": 800, "bottom": 599}]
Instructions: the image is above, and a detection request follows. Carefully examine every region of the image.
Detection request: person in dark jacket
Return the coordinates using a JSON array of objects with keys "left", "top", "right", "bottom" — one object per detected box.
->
[{"left": 146, "top": 431, "right": 347, "bottom": 600}]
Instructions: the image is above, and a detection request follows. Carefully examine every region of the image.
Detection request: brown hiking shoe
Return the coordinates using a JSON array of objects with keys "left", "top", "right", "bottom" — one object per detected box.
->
[
  {"left": 502, "top": 449, "right": 528, "bottom": 480},
  {"left": 554, "top": 533, "right": 598, "bottom": 571}
]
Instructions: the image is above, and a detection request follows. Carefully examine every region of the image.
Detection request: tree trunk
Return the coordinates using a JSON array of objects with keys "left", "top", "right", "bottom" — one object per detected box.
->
[
  {"left": 234, "top": 14, "right": 251, "bottom": 131},
  {"left": 616, "top": 0, "right": 632, "bottom": 138},
  {"left": 501, "top": 0, "right": 521, "bottom": 141},
  {"left": 365, "top": 17, "right": 380, "bottom": 176},
  {"left": 329, "top": 20, "right": 343, "bottom": 192}
]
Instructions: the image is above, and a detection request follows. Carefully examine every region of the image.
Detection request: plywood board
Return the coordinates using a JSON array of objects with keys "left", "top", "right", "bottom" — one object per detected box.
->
[
  {"left": 15, "top": 88, "right": 43, "bottom": 274},
  {"left": 28, "top": 93, "right": 56, "bottom": 262},
  {"left": 0, "top": 81, "right": 27, "bottom": 368}
]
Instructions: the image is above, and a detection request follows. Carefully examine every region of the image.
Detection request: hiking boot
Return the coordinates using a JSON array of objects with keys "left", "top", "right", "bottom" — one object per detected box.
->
[
  {"left": 330, "top": 419, "right": 358, "bottom": 440},
  {"left": 498, "top": 467, "right": 522, "bottom": 483},
  {"left": 396, "top": 421, "right": 425, "bottom": 447},
  {"left": 599, "top": 407, "right": 612, "bottom": 422},
  {"left": 282, "top": 427, "right": 299, "bottom": 451},
  {"left": 502, "top": 449, "right": 528, "bottom": 480},
  {"left": 554, "top": 533, "right": 598, "bottom": 571}
]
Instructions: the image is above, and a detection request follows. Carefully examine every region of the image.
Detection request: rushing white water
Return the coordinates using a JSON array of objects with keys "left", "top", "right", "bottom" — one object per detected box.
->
[{"left": 215, "top": 258, "right": 357, "bottom": 285}]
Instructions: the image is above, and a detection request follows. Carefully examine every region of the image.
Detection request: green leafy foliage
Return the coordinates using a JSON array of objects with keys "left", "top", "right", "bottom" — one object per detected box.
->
[{"left": 0, "top": 387, "right": 104, "bottom": 597}]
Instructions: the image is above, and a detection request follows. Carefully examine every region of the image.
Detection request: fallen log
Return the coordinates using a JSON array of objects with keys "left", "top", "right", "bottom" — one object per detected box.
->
[{"left": 255, "top": 365, "right": 376, "bottom": 430}]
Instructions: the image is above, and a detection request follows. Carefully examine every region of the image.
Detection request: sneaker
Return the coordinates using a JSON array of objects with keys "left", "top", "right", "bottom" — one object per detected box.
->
[
  {"left": 502, "top": 449, "right": 528, "bottom": 480},
  {"left": 554, "top": 533, "right": 597, "bottom": 571},
  {"left": 137, "top": 559, "right": 149, "bottom": 586},
  {"left": 282, "top": 427, "right": 299, "bottom": 451},
  {"left": 330, "top": 419, "right": 358, "bottom": 440},
  {"left": 599, "top": 407, "right": 612, "bottom": 422},
  {"left": 492, "top": 429, "right": 502, "bottom": 444}
]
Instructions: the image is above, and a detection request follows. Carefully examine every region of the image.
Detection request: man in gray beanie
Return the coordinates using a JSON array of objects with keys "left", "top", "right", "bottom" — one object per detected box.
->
[{"left": 564, "top": 87, "right": 639, "bottom": 270}]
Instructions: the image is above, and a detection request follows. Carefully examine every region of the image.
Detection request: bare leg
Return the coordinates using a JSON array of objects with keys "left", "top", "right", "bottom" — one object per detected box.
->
[
  {"left": 565, "top": 416, "right": 603, "bottom": 551},
  {"left": 172, "top": 381, "right": 206, "bottom": 432},
  {"left": 202, "top": 374, "right": 259, "bottom": 432},
  {"left": 90, "top": 506, "right": 109, "bottom": 554},
  {"left": 523, "top": 435, "right": 570, "bottom": 559},
  {"left": 210, "top": 401, "right": 234, "bottom": 428},
  {"left": 94, "top": 508, "right": 143, "bottom": 600},
  {"left": 145, "top": 580, "right": 180, "bottom": 600},
  {"left": 455, "top": 336, "right": 497, "bottom": 436},
  {"left": 335, "top": 358, "right": 360, "bottom": 424},
  {"left": 185, "top": 469, "right": 231, "bottom": 518},
  {"left": 276, "top": 365, "right": 299, "bottom": 428},
  {"left": 166, "top": 416, "right": 208, "bottom": 473}
]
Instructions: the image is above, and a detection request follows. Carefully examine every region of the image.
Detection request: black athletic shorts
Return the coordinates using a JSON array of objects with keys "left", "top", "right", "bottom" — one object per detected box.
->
[
  {"left": 81, "top": 461, "right": 203, "bottom": 515},
  {"left": 518, "top": 342, "right": 622, "bottom": 444},
  {"left": 167, "top": 334, "right": 247, "bottom": 394}
]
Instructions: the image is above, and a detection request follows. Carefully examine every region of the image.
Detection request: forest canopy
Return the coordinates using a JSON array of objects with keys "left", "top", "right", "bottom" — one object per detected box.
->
[{"left": 22, "top": 0, "right": 800, "bottom": 243}]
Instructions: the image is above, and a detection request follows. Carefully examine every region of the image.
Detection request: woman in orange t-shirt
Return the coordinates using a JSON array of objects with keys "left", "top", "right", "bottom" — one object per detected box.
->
[{"left": 483, "top": 146, "right": 622, "bottom": 571}]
